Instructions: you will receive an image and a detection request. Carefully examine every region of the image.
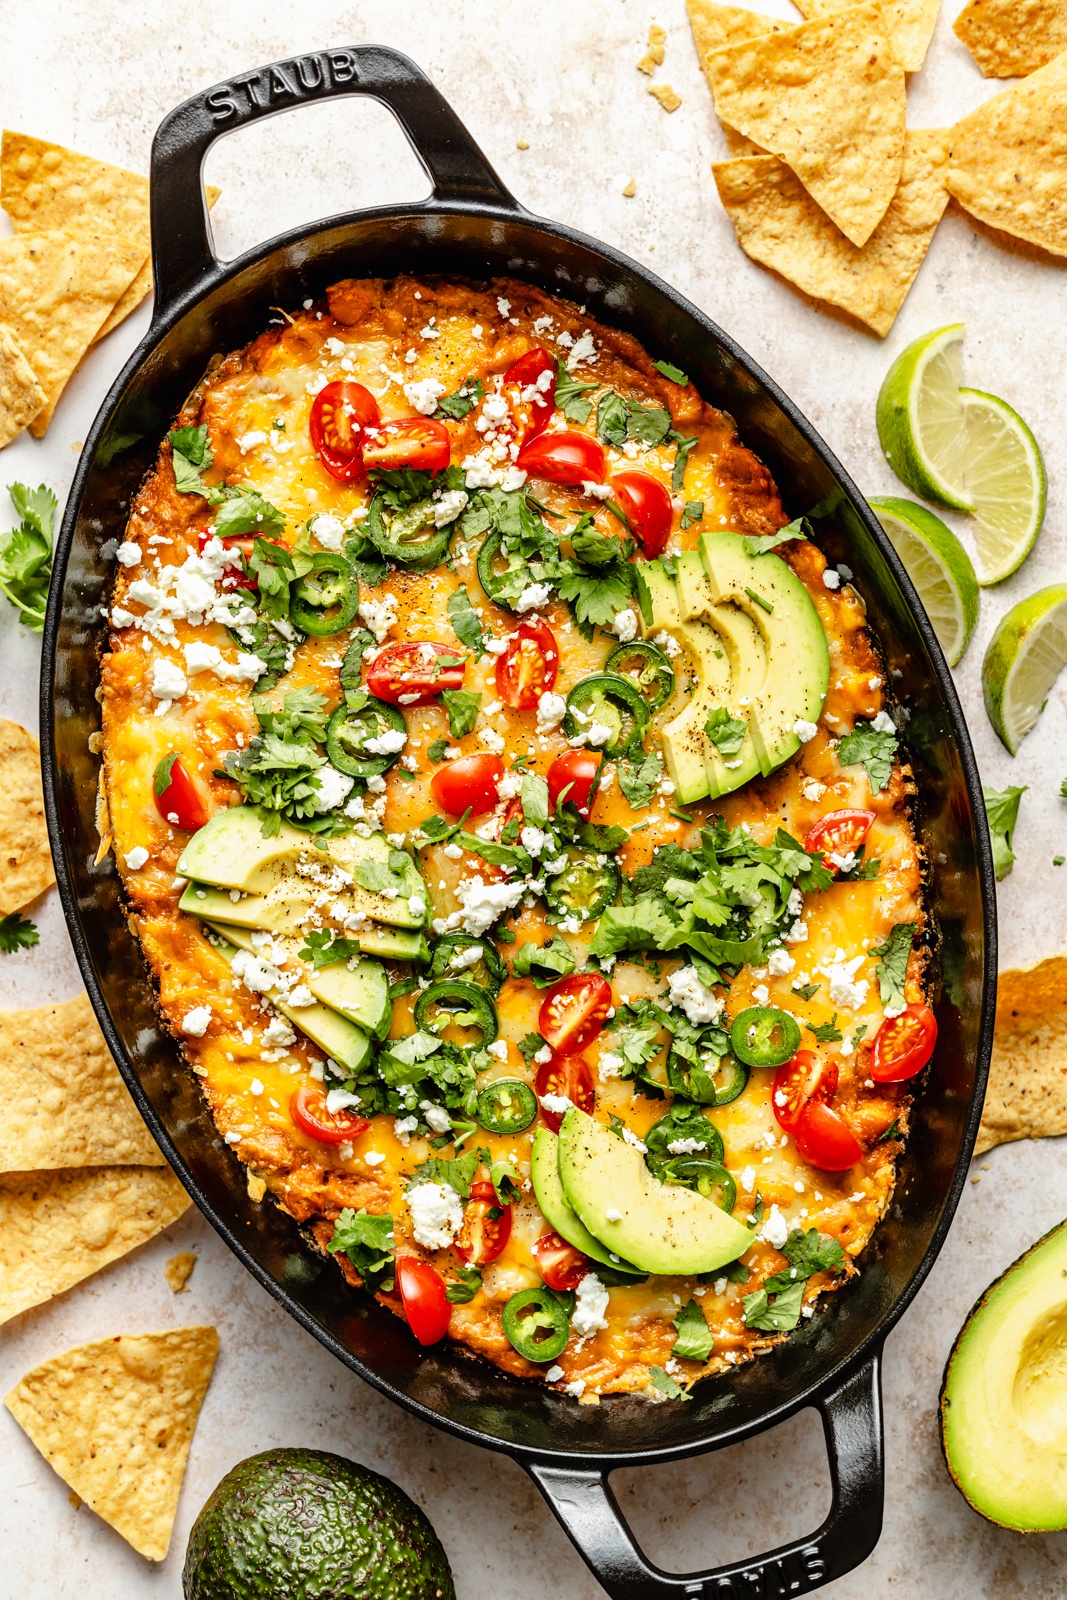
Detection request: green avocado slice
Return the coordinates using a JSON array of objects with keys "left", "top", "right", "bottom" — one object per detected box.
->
[{"left": 530, "top": 1128, "right": 640, "bottom": 1273}]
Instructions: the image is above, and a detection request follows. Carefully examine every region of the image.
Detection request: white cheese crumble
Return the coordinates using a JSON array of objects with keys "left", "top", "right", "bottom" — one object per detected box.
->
[
  {"left": 822, "top": 569, "right": 841, "bottom": 590},
  {"left": 325, "top": 1088, "right": 363, "bottom": 1114},
  {"left": 567, "top": 331, "right": 598, "bottom": 368},
  {"left": 802, "top": 780, "right": 827, "bottom": 802},
  {"left": 309, "top": 512, "right": 345, "bottom": 550},
  {"left": 571, "top": 1273, "right": 610, "bottom": 1338},
  {"left": 767, "top": 947, "right": 796, "bottom": 977},
  {"left": 605, "top": 1208, "right": 623, "bottom": 1222},
  {"left": 124, "top": 846, "right": 149, "bottom": 872},
  {"left": 363, "top": 727, "right": 407, "bottom": 756},
  {"left": 740, "top": 1165, "right": 756, "bottom": 1193},
  {"left": 539, "top": 1092, "right": 574, "bottom": 1116},
  {"left": 612, "top": 608, "right": 638, "bottom": 642},
  {"left": 536, "top": 691, "right": 567, "bottom": 732},
  {"left": 485, "top": 1039, "right": 509, "bottom": 1061},
  {"left": 181, "top": 1006, "right": 212, "bottom": 1037},
  {"left": 545, "top": 1364, "right": 564, "bottom": 1383},
  {"left": 871, "top": 710, "right": 896, "bottom": 734},
  {"left": 819, "top": 950, "right": 870, "bottom": 1011},
  {"left": 667, "top": 965, "right": 724, "bottom": 1025},
  {"left": 358, "top": 592, "right": 399, "bottom": 643},
  {"left": 652, "top": 630, "right": 681, "bottom": 659},
  {"left": 760, "top": 1204, "right": 790, "bottom": 1249},
  {"left": 263, "top": 1016, "right": 297, "bottom": 1047},
  {"left": 394, "top": 1115, "right": 419, "bottom": 1144},
  {"left": 150, "top": 657, "right": 188, "bottom": 704},
  {"left": 520, "top": 826, "right": 546, "bottom": 857},
  {"left": 116, "top": 541, "right": 141, "bottom": 567},
  {"left": 432, "top": 489, "right": 469, "bottom": 527},
  {"left": 440, "top": 874, "right": 524, "bottom": 937},
  {"left": 404, "top": 377, "right": 446, "bottom": 415},
  {"left": 408, "top": 1182, "right": 464, "bottom": 1250},
  {"left": 515, "top": 582, "right": 553, "bottom": 613},
  {"left": 478, "top": 726, "right": 506, "bottom": 754},
  {"left": 793, "top": 719, "right": 819, "bottom": 743},
  {"left": 182, "top": 641, "right": 264, "bottom": 681},
  {"left": 312, "top": 765, "right": 356, "bottom": 813}
]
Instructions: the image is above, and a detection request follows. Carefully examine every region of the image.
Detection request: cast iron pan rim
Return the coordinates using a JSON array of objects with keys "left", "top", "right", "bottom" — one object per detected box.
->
[{"left": 40, "top": 191, "right": 997, "bottom": 1469}]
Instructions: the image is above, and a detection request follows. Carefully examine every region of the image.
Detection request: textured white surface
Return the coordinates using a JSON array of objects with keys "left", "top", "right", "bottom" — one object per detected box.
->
[{"left": 1, "top": 0, "right": 1066, "bottom": 1594}]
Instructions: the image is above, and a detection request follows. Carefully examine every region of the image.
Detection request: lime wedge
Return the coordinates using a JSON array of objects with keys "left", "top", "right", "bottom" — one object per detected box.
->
[
  {"left": 869, "top": 496, "right": 979, "bottom": 666},
  {"left": 959, "top": 387, "right": 1047, "bottom": 586},
  {"left": 876, "top": 325, "right": 974, "bottom": 513},
  {"left": 982, "top": 585, "right": 1067, "bottom": 754}
]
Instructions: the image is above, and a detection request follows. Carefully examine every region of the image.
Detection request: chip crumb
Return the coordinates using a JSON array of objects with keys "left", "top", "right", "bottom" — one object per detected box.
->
[
  {"left": 163, "top": 1251, "right": 197, "bottom": 1293},
  {"left": 246, "top": 1171, "right": 267, "bottom": 1203},
  {"left": 622, "top": 178, "right": 637, "bottom": 198},
  {"left": 649, "top": 83, "right": 683, "bottom": 112},
  {"left": 68, "top": 1489, "right": 82, "bottom": 1509},
  {"left": 516, "top": 138, "right": 530, "bottom": 150}
]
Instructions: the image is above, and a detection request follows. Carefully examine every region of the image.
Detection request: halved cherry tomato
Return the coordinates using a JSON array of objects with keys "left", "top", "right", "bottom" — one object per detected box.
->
[
  {"left": 395, "top": 1256, "right": 451, "bottom": 1346},
  {"left": 289, "top": 1083, "right": 369, "bottom": 1145},
  {"left": 153, "top": 753, "right": 209, "bottom": 832},
  {"left": 517, "top": 428, "right": 606, "bottom": 487},
  {"left": 362, "top": 417, "right": 451, "bottom": 473},
  {"left": 870, "top": 1003, "right": 937, "bottom": 1083},
  {"left": 546, "top": 748, "right": 602, "bottom": 820},
  {"left": 535, "top": 1049, "right": 596, "bottom": 1132},
  {"left": 431, "top": 753, "right": 504, "bottom": 816},
  {"left": 611, "top": 470, "right": 673, "bottom": 558},
  {"left": 503, "top": 346, "right": 557, "bottom": 441},
  {"left": 771, "top": 1051, "right": 839, "bottom": 1134},
  {"left": 455, "top": 1180, "right": 512, "bottom": 1266},
  {"left": 496, "top": 618, "right": 559, "bottom": 709},
  {"left": 365, "top": 641, "right": 467, "bottom": 705},
  {"left": 196, "top": 528, "right": 261, "bottom": 591},
  {"left": 804, "top": 809, "right": 877, "bottom": 872},
  {"left": 309, "top": 380, "right": 381, "bottom": 482},
  {"left": 539, "top": 976, "right": 613, "bottom": 1057},
  {"left": 534, "top": 1231, "right": 589, "bottom": 1291},
  {"left": 794, "top": 1101, "right": 864, "bottom": 1171}
]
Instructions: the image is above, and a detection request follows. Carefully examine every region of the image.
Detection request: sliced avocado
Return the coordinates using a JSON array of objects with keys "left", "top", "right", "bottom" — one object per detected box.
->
[
  {"left": 204, "top": 921, "right": 389, "bottom": 1038},
  {"left": 675, "top": 550, "right": 763, "bottom": 797},
  {"left": 209, "top": 931, "right": 373, "bottom": 1076},
  {"left": 353, "top": 924, "right": 431, "bottom": 963},
  {"left": 182, "top": 883, "right": 430, "bottom": 963},
  {"left": 638, "top": 557, "right": 732, "bottom": 804},
  {"left": 177, "top": 806, "right": 310, "bottom": 893},
  {"left": 530, "top": 1128, "right": 640, "bottom": 1273},
  {"left": 557, "top": 1108, "right": 751, "bottom": 1276},
  {"left": 329, "top": 831, "right": 428, "bottom": 930},
  {"left": 940, "top": 1219, "right": 1067, "bottom": 1532}
]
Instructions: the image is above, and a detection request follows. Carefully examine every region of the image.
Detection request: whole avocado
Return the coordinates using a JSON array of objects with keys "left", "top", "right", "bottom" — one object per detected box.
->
[{"left": 183, "top": 1447, "right": 456, "bottom": 1600}]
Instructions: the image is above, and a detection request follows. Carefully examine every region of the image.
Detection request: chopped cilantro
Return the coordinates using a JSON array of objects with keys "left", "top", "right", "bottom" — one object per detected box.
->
[
  {"left": 520, "top": 771, "right": 550, "bottom": 827},
  {"left": 742, "top": 516, "right": 809, "bottom": 557},
  {"left": 680, "top": 500, "right": 704, "bottom": 530},
  {"left": 791, "top": 981, "right": 820, "bottom": 1001},
  {"left": 671, "top": 432, "right": 699, "bottom": 494},
  {"left": 298, "top": 929, "right": 364, "bottom": 968},
  {"left": 406, "top": 1148, "right": 482, "bottom": 1199},
  {"left": 704, "top": 706, "right": 747, "bottom": 757},
  {"left": 213, "top": 485, "right": 286, "bottom": 541},
  {"left": 517, "top": 1032, "right": 547, "bottom": 1065},
  {"left": 596, "top": 391, "right": 671, "bottom": 450},
  {"left": 836, "top": 721, "right": 898, "bottom": 794},
  {"left": 617, "top": 750, "right": 664, "bottom": 811},
  {"left": 512, "top": 935, "right": 576, "bottom": 986},
  {"left": 327, "top": 1209, "right": 395, "bottom": 1290},
  {"left": 554, "top": 361, "right": 597, "bottom": 425},
  {"left": 168, "top": 425, "right": 213, "bottom": 493},
  {"left": 983, "top": 785, "right": 1026, "bottom": 881},
  {"left": 446, "top": 1266, "right": 483, "bottom": 1303},
  {"left": 649, "top": 1365, "right": 691, "bottom": 1401},
  {"left": 745, "top": 585, "right": 774, "bottom": 615},
  {"left": 0, "top": 912, "right": 38, "bottom": 953},
  {"left": 441, "top": 688, "right": 481, "bottom": 739},
  {"left": 427, "top": 738, "right": 449, "bottom": 763},
  {"left": 445, "top": 584, "right": 485, "bottom": 659},
  {"left": 741, "top": 1281, "right": 806, "bottom": 1332},
  {"left": 0, "top": 481, "right": 57, "bottom": 630},
  {"left": 671, "top": 1298, "right": 714, "bottom": 1362},
  {"left": 871, "top": 922, "right": 916, "bottom": 1012},
  {"left": 436, "top": 379, "right": 484, "bottom": 420},
  {"left": 654, "top": 359, "right": 688, "bottom": 385},
  {"left": 806, "top": 1014, "right": 843, "bottom": 1043}
]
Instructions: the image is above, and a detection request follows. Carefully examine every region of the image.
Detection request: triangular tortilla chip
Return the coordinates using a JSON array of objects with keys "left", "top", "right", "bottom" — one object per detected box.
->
[
  {"left": 947, "top": 48, "right": 1067, "bottom": 257},
  {"left": 686, "top": 0, "right": 796, "bottom": 60},
  {"left": 977, "top": 954, "right": 1067, "bottom": 1153},
  {"left": 0, "top": 323, "right": 45, "bottom": 447},
  {"left": 0, "top": 992, "right": 165, "bottom": 1171},
  {"left": 0, "top": 1166, "right": 189, "bottom": 1327},
  {"left": 0, "top": 719, "right": 54, "bottom": 913},
  {"left": 705, "top": 1, "right": 907, "bottom": 246},
  {"left": 713, "top": 129, "right": 950, "bottom": 335},
  {"left": 5, "top": 1327, "right": 218, "bottom": 1560},
  {"left": 794, "top": 0, "right": 941, "bottom": 71},
  {"left": 953, "top": 0, "right": 1067, "bottom": 79}
]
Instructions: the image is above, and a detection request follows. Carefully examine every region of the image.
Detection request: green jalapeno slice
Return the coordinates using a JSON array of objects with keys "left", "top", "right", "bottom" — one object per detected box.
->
[
  {"left": 289, "top": 552, "right": 360, "bottom": 636},
  {"left": 414, "top": 980, "right": 498, "bottom": 1048},
  {"left": 325, "top": 696, "right": 407, "bottom": 778},
  {"left": 563, "top": 673, "right": 649, "bottom": 759},
  {"left": 428, "top": 932, "right": 506, "bottom": 996},
  {"left": 501, "top": 1286, "right": 571, "bottom": 1362},
  {"left": 603, "top": 639, "right": 675, "bottom": 713},
  {"left": 729, "top": 1006, "right": 802, "bottom": 1068},
  {"left": 544, "top": 848, "right": 620, "bottom": 923},
  {"left": 476, "top": 1079, "right": 538, "bottom": 1134},
  {"left": 366, "top": 492, "right": 453, "bottom": 571},
  {"left": 658, "top": 1157, "right": 737, "bottom": 1212}
]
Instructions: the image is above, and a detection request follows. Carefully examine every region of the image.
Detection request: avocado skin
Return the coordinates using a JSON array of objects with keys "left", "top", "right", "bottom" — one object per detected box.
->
[{"left": 183, "top": 1448, "right": 456, "bottom": 1600}]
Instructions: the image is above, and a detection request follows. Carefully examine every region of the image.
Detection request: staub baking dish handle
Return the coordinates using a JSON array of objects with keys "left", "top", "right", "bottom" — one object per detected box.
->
[
  {"left": 148, "top": 45, "right": 519, "bottom": 320},
  {"left": 527, "top": 1354, "right": 884, "bottom": 1598}
]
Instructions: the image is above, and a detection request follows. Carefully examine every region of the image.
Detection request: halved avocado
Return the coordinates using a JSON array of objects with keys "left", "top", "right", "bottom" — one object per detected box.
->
[
  {"left": 557, "top": 1109, "right": 751, "bottom": 1276},
  {"left": 204, "top": 922, "right": 390, "bottom": 1039},
  {"left": 530, "top": 1127, "right": 640, "bottom": 1273},
  {"left": 940, "top": 1218, "right": 1067, "bottom": 1531}
]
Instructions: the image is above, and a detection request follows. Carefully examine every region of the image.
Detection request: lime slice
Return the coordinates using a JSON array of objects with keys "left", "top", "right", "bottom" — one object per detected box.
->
[
  {"left": 982, "top": 584, "right": 1067, "bottom": 754},
  {"left": 869, "top": 496, "right": 979, "bottom": 666},
  {"left": 959, "top": 387, "right": 1047, "bottom": 587},
  {"left": 876, "top": 325, "right": 974, "bottom": 513}
]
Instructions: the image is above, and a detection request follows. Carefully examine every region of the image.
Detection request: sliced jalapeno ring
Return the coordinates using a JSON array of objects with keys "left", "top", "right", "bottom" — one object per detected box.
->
[
  {"left": 501, "top": 1286, "right": 571, "bottom": 1362},
  {"left": 703, "top": 1055, "right": 749, "bottom": 1107},
  {"left": 476, "top": 527, "right": 522, "bottom": 611},
  {"left": 544, "top": 848, "right": 620, "bottom": 923},
  {"left": 429, "top": 932, "right": 506, "bottom": 997},
  {"left": 603, "top": 639, "right": 676, "bottom": 713},
  {"left": 414, "top": 980, "right": 498, "bottom": 1048},
  {"left": 289, "top": 552, "right": 360, "bottom": 636},
  {"left": 476, "top": 1078, "right": 538, "bottom": 1134},
  {"left": 659, "top": 1157, "right": 737, "bottom": 1212},
  {"left": 645, "top": 1110, "right": 725, "bottom": 1167},
  {"left": 730, "top": 1006, "right": 802, "bottom": 1068},
  {"left": 563, "top": 673, "right": 649, "bottom": 759},
  {"left": 326, "top": 696, "right": 407, "bottom": 778},
  {"left": 366, "top": 492, "right": 453, "bottom": 571}
]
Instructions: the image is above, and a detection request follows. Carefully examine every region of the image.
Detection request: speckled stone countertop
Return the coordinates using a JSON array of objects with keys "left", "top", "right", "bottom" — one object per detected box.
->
[{"left": 0, "top": 1, "right": 1065, "bottom": 1594}]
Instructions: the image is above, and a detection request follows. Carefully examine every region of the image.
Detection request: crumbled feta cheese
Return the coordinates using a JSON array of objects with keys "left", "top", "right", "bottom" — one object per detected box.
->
[
  {"left": 124, "top": 846, "right": 149, "bottom": 872},
  {"left": 571, "top": 1273, "right": 610, "bottom": 1338},
  {"left": 605, "top": 1208, "right": 623, "bottom": 1222},
  {"left": 802, "top": 780, "right": 827, "bottom": 802},
  {"left": 364, "top": 1150, "right": 386, "bottom": 1167},
  {"left": 612, "top": 608, "right": 637, "bottom": 642},
  {"left": 767, "top": 947, "right": 796, "bottom": 977},
  {"left": 598, "top": 1051, "right": 624, "bottom": 1079},
  {"left": 263, "top": 1016, "right": 297, "bottom": 1047},
  {"left": 363, "top": 727, "right": 407, "bottom": 756},
  {"left": 871, "top": 710, "right": 896, "bottom": 734},
  {"left": 496, "top": 297, "right": 511, "bottom": 317},
  {"left": 358, "top": 592, "right": 399, "bottom": 643},
  {"left": 485, "top": 1039, "right": 509, "bottom": 1061},
  {"left": 740, "top": 1165, "right": 756, "bottom": 1193},
  {"left": 784, "top": 919, "right": 809, "bottom": 945},
  {"left": 534, "top": 1044, "right": 554, "bottom": 1065},
  {"left": 760, "top": 1204, "right": 790, "bottom": 1249},
  {"left": 515, "top": 582, "right": 553, "bottom": 613},
  {"left": 287, "top": 984, "right": 315, "bottom": 1008},
  {"left": 249, "top": 1078, "right": 264, "bottom": 1096},
  {"left": 408, "top": 895, "right": 426, "bottom": 919},
  {"left": 520, "top": 826, "right": 546, "bottom": 856},
  {"left": 820, "top": 950, "right": 870, "bottom": 1011},
  {"left": 545, "top": 1364, "right": 564, "bottom": 1383},
  {"left": 620, "top": 1126, "right": 647, "bottom": 1154},
  {"left": 822, "top": 569, "right": 841, "bottom": 590},
  {"left": 312, "top": 765, "right": 355, "bottom": 813},
  {"left": 581, "top": 479, "right": 613, "bottom": 499},
  {"left": 567, "top": 331, "right": 598, "bottom": 368},
  {"left": 394, "top": 1115, "right": 419, "bottom": 1144},
  {"left": 793, "top": 719, "right": 819, "bottom": 743},
  {"left": 652, "top": 630, "right": 681, "bottom": 659},
  {"left": 565, "top": 1378, "right": 587, "bottom": 1396},
  {"left": 404, "top": 377, "right": 446, "bottom": 415},
  {"left": 667, "top": 1137, "right": 705, "bottom": 1155},
  {"left": 408, "top": 1181, "right": 464, "bottom": 1249},
  {"left": 325, "top": 1088, "right": 363, "bottom": 1114},
  {"left": 150, "top": 656, "right": 188, "bottom": 703},
  {"left": 446, "top": 874, "right": 524, "bottom": 936},
  {"left": 667, "top": 965, "right": 723, "bottom": 1025},
  {"left": 309, "top": 513, "right": 345, "bottom": 550},
  {"left": 829, "top": 850, "right": 857, "bottom": 873},
  {"left": 536, "top": 691, "right": 567, "bottom": 732},
  {"left": 540, "top": 1092, "right": 574, "bottom": 1116},
  {"left": 116, "top": 541, "right": 141, "bottom": 567},
  {"left": 442, "top": 841, "right": 464, "bottom": 861},
  {"left": 181, "top": 1006, "right": 212, "bottom": 1036},
  {"left": 478, "top": 726, "right": 506, "bottom": 754},
  {"left": 237, "top": 429, "right": 267, "bottom": 453},
  {"left": 752, "top": 983, "right": 770, "bottom": 1007},
  {"left": 432, "top": 489, "right": 469, "bottom": 527}
]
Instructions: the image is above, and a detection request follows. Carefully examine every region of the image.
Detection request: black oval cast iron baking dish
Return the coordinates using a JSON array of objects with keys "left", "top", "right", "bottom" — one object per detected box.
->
[{"left": 40, "top": 46, "right": 997, "bottom": 1599}]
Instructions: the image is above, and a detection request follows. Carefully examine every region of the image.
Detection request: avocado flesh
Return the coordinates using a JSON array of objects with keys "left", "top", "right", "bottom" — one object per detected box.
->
[
  {"left": 176, "top": 806, "right": 428, "bottom": 930},
  {"left": 940, "top": 1218, "right": 1067, "bottom": 1532},
  {"left": 530, "top": 1128, "right": 640, "bottom": 1273},
  {"left": 202, "top": 921, "right": 390, "bottom": 1039},
  {"left": 180, "top": 883, "right": 429, "bottom": 963},
  {"left": 183, "top": 1446, "right": 456, "bottom": 1600},
  {"left": 674, "top": 551, "right": 763, "bottom": 794},
  {"left": 638, "top": 557, "right": 731, "bottom": 803},
  {"left": 557, "top": 1109, "right": 751, "bottom": 1275}
]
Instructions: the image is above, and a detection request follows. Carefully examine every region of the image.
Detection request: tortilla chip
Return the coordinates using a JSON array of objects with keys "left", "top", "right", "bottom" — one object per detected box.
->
[
  {"left": 0, "top": 323, "right": 45, "bottom": 447},
  {"left": 163, "top": 1252, "right": 197, "bottom": 1292},
  {"left": 0, "top": 1166, "right": 190, "bottom": 1328},
  {"left": 976, "top": 955, "right": 1067, "bottom": 1153},
  {"left": 705, "top": 1, "right": 907, "bottom": 247},
  {"left": 953, "top": 0, "right": 1067, "bottom": 78},
  {"left": 713, "top": 128, "right": 950, "bottom": 334},
  {"left": 5, "top": 1326, "right": 217, "bottom": 1560},
  {"left": 686, "top": 0, "right": 794, "bottom": 61},
  {"left": 649, "top": 83, "right": 684, "bottom": 111},
  {"left": 0, "top": 992, "right": 164, "bottom": 1171},
  {"left": 638, "top": 21, "right": 668, "bottom": 72},
  {"left": 0, "top": 719, "right": 54, "bottom": 913},
  {"left": 794, "top": 0, "right": 941, "bottom": 71},
  {"left": 947, "top": 48, "right": 1067, "bottom": 256},
  {"left": 723, "top": 124, "right": 769, "bottom": 156}
]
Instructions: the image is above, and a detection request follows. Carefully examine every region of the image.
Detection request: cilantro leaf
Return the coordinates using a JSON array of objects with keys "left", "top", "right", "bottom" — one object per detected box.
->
[
  {"left": 339, "top": 629, "right": 376, "bottom": 693},
  {"left": 554, "top": 361, "right": 597, "bottom": 424},
  {"left": 327, "top": 1209, "right": 395, "bottom": 1289},
  {"left": 617, "top": 750, "right": 664, "bottom": 811},
  {"left": 436, "top": 378, "right": 484, "bottom": 419},
  {"left": 446, "top": 585, "right": 485, "bottom": 659},
  {"left": 871, "top": 921, "right": 916, "bottom": 1012},
  {"left": 742, "top": 1281, "right": 806, "bottom": 1332},
  {"left": 520, "top": 771, "right": 550, "bottom": 827},
  {"left": 630, "top": 843, "right": 700, "bottom": 896},
  {"left": 441, "top": 688, "right": 481, "bottom": 739},
  {"left": 512, "top": 935, "right": 577, "bottom": 986},
  {"left": 649, "top": 1365, "right": 691, "bottom": 1401},
  {"left": 704, "top": 707, "right": 747, "bottom": 758},
  {"left": 778, "top": 1226, "right": 845, "bottom": 1279},
  {"left": 0, "top": 481, "right": 56, "bottom": 629},
  {"left": 556, "top": 558, "right": 635, "bottom": 636},
  {"left": 407, "top": 1148, "right": 482, "bottom": 1199},
  {"left": 212, "top": 486, "right": 286, "bottom": 541},
  {"left": 983, "top": 785, "right": 1026, "bottom": 881},
  {"left": 742, "top": 516, "right": 810, "bottom": 557},
  {"left": 445, "top": 1266, "right": 483, "bottom": 1303},
  {"left": 836, "top": 721, "right": 898, "bottom": 795},
  {"left": 427, "top": 737, "right": 449, "bottom": 763},
  {"left": 518, "top": 1032, "right": 547, "bottom": 1065},
  {"left": 0, "top": 912, "right": 38, "bottom": 953},
  {"left": 298, "top": 929, "right": 364, "bottom": 968},
  {"left": 590, "top": 896, "right": 679, "bottom": 957},
  {"left": 671, "top": 432, "right": 699, "bottom": 494},
  {"left": 596, "top": 392, "right": 671, "bottom": 451},
  {"left": 654, "top": 359, "right": 688, "bottom": 385},
  {"left": 671, "top": 1298, "right": 714, "bottom": 1362},
  {"left": 353, "top": 859, "right": 406, "bottom": 897},
  {"left": 168, "top": 425, "right": 213, "bottom": 493},
  {"left": 806, "top": 1014, "right": 843, "bottom": 1043},
  {"left": 680, "top": 501, "right": 704, "bottom": 530},
  {"left": 571, "top": 526, "right": 626, "bottom": 568},
  {"left": 792, "top": 981, "right": 820, "bottom": 1001}
]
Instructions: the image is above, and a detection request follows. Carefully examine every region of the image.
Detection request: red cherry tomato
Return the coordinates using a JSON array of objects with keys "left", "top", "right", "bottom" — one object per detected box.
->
[
  {"left": 395, "top": 1256, "right": 451, "bottom": 1345},
  {"left": 455, "top": 1181, "right": 512, "bottom": 1266},
  {"left": 804, "top": 809, "right": 877, "bottom": 872},
  {"left": 771, "top": 1051, "right": 840, "bottom": 1134},
  {"left": 495, "top": 618, "right": 559, "bottom": 709},
  {"left": 539, "top": 976, "right": 613, "bottom": 1057},
  {"left": 870, "top": 1003, "right": 937, "bottom": 1083},
  {"left": 431, "top": 754, "right": 504, "bottom": 816},
  {"left": 534, "top": 1231, "right": 589, "bottom": 1291},
  {"left": 546, "top": 748, "right": 602, "bottom": 820},
  {"left": 534, "top": 1050, "right": 597, "bottom": 1132},
  {"left": 365, "top": 641, "right": 467, "bottom": 705},
  {"left": 503, "top": 346, "right": 557, "bottom": 441},
  {"left": 362, "top": 417, "right": 451, "bottom": 473},
  {"left": 289, "top": 1084, "right": 369, "bottom": 1145},
  {"left": 153, "top": 753, "right": 209, "bottom": 832},
  {"left": 611, "top": 470, "right": 674, "bottom": 558},
  {"left": 517, "top": 428, "right": 606, "bottom": 487},
  {"left": 196, "top": 528, "right": 265, "bottom": 591},
  {"left": 794, "top": 1101, "right": 864, "bottom": 1171},
  {"left": 309, "top": 381, "right": 381, "bottom": 482}
]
